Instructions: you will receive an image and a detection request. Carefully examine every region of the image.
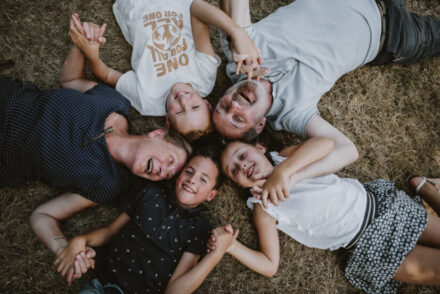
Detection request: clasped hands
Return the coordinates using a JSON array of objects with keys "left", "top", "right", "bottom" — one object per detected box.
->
[{"left": 52, "top": 236, "right": 96, "bottom": 285}]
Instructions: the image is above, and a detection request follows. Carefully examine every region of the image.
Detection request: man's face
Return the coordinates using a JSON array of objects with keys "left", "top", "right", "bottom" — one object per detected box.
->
[
  {"left": 175, "top": 156, "right": 218, "bottom": 208},
  {"left": 212, "top": 80, "right": 270, "bottom": 139},
  {"left": 166, "top": 82, "right": 212, "bottom": 137},
  {"left": 131, "top": 132, "right": 188, "bottom": 181}
]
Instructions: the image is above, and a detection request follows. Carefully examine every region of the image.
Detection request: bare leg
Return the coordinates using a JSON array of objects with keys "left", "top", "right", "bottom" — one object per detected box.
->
[
  {"left": 220, "top": 0, "right": 252, "bottom": 28},
  {"left": 417, "top": 214, "right": 440, "bottom": 248},
  {"left": 393, "top": 245, "right": 440, "bottom": 286},
  {"left": 409, "top": 177, "right": 440, "bottom": 216}
]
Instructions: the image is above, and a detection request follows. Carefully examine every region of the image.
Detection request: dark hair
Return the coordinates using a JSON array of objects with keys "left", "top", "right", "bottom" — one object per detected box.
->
[{"left": 191, "top": 148, "right": 222, "bottom": 190}]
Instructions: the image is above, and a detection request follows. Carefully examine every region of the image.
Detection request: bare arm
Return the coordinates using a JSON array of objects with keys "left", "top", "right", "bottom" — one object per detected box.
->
[
  {"left": 69, "top": 14, "right": 122, "bottom": 87},
  {"left": 190, "top": 0, "right": 262, "bottom": 77},
  {"left": 227, "top": 205, "right": 279, "bottom": 277},
  {"left": 29, "top": 192, "right": 98, "bottom": 256},
  {"left": 298, "top": 115, "right": 359, "bottom": 181},
  {"left": 60, "top": 45, "right": 97, "bottom": 92},
  {"left": 256, "top": 136, "right": 334, "bottom": 207},
  {"left": 165, "top": 226, "right": 236, "bottom": 294},
  {"left": 52, "top": 212, "right": 130, "bottom": 280}
]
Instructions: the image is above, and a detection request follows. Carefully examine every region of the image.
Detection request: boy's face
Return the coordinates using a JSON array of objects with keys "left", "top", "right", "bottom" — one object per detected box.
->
[
  {"left": 166, "top": 83, "right": 212, "bottom": 137},
  {"left": 221, "top": 142, "right": 273, "bottom": 188},
  {"left": 175, "top": 155, "right": 218, "bottom": 209}
]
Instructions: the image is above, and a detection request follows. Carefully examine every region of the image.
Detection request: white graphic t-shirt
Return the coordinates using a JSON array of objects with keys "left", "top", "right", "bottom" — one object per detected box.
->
[{"left": 113, "top": 0, "right": 221, "bottom": 115}]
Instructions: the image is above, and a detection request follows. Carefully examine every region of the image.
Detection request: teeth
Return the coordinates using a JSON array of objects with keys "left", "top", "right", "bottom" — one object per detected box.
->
[
  {"left": 146, "top": 158, "right": 152, "bottom": 173},
  {"left": 247, "top": 164, "right": 255, "bottom": 178},
  {"left": 183, "top": 184, "right": 194, "bottom": 193}
]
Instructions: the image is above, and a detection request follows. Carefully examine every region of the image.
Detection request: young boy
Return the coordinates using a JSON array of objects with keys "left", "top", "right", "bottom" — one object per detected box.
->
[
  {"left": 53, "top": 154, "right": 237, "bottom": 293},
  {"left": 70, "top": 0, "right": 262, "bottom": 141}
]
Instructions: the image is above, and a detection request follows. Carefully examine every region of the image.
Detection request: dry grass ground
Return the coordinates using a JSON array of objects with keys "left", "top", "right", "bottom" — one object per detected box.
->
[{"left": 1, "top": 0, "right": 440, "bottom": 293}]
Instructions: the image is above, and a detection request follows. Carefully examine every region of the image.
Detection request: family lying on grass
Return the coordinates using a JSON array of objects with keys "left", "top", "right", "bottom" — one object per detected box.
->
[{"left": 2, "top": 0, "right": 440, "bottom": 293}]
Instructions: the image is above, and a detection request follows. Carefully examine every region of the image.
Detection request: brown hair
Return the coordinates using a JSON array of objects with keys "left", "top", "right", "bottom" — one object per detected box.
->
[
  {"left": 170, "top": 121, "right": 213, "bottom": 142},
  {"left": 163, "top": 129, "right": 193, "bottom": 157}
]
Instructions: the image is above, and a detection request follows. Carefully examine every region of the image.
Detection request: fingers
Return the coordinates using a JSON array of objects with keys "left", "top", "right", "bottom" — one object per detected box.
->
[
  {"left": 282, "top": 186, "right": 289, "bottom": 200},
  {"left": 270, "top": 189, "right": 279, "bottom": 206},
  {"left": 85, "top": 247, "right": 96, "bottom": 259},
  {"left": 71, "top": 14, "right": 84, "bottom": 34},
  {"left": 66, "top": 266, "right": 75, "bottom": 286},
  {"left": 73, "top": 260, "right": 83, "bottom": 280},
  {"left": 100, "top": 23, "right": 107, "bottom": 37},
  {"left": 262, "top": 190, "right": 269, "bottom": 208},
  {"left": 232, "top": 229, "right": 239, "bottom": 240},
  {"left": 224, "top": 224, "right": 233, "bottom": 233},
  {"left": 253, "top": 67, "right": 271, "bottom": 81},
  {"left": 235, "top": 60, "right": 243, "bottom": 75},
  {"left": 250, "top": 185, "right": 262, "bottom": 199}
]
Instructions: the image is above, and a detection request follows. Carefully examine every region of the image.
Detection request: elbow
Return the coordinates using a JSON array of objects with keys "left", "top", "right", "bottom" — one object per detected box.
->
[
  {"left": 343, "top": 140, "right": 359, "bottom": 165},
  {"left": 262, "top": 263, "right": 278, "bottom": 277}
]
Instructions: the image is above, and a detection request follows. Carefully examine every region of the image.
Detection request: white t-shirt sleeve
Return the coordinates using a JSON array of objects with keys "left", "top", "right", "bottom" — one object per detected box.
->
[
  {"left": 115, "top": 70, "right": 141, "bottom": 111},
  {"left": 275, "top": 105, "right": 319, "bottom": 138},
  {"left": 192, "top": 51, "right": 221, "bottom": 97},
  {"left": 112, "top": 0, "right": 135, "bottom": 45}
]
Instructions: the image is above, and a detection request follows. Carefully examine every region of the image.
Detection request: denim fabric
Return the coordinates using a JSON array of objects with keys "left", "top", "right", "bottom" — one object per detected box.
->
[
  {"left": 372, "top": 0, "right": 440, "bottom": 65},
  {"left": 78, "top": 279, "right": 124, "bottom": 294}
]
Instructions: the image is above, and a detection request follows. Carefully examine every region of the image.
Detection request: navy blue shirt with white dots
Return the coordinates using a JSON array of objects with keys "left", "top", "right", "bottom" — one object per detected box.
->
[
  {"left": 0, "top": 78, "right": 131, "bottom": 204},
  {"left": 97, "top": 183, "right": 211, "bottom": 294}
]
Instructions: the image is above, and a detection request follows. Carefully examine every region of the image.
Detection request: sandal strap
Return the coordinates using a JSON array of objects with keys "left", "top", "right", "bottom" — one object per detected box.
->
[
  {"left": 426, "top": 178, "right": 440, "bottom": 193},
  {"left": 415, "top": 177, "right": 440, "bottom": 194}
]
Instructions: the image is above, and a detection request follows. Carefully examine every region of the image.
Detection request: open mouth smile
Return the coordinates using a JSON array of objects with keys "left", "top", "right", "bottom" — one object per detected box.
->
[
  {"left": 247, "top": 164, "right": 255, "bottom": 178},
  {"left": 146, "top": 158, "right": 153, "bottom": 174},
  {"left": 182, "top": 183, "right": 195, "bottom": 194}
]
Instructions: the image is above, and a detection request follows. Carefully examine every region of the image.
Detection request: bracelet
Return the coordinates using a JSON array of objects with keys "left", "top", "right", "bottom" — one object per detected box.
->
[{"left": 53, "top": 236, "right": 67, "bottom": 241}]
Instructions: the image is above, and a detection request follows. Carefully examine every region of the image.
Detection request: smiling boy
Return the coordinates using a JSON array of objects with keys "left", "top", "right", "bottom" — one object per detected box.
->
[{"left": 53, "top": 154, "right": 236, "bottom": 293}]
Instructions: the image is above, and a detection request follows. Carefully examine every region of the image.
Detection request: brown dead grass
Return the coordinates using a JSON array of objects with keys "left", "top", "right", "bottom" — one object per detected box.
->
[{"left": 1, "top": 0, "right": 440, "bottom": 293}]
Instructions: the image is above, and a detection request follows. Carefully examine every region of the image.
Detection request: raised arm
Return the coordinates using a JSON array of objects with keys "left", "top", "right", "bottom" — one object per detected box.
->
[
  {"left": 165, "top": 226, "right": 237, "bottom": 294},
  {"left": 190, "top": 0, "right": 262, "bottom": 78},
  {"left": 69, "top": 14, "right": 122, "bottom": 87},
  {"left": 60, "top": 44, "right": 98, "bottom": 92},
  {"left": 226, "top": 205, "right": 279, "bottom": 277}
]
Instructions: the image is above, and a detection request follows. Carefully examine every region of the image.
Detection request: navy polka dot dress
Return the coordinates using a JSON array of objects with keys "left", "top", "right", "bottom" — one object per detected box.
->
[{"left": 0, "top": 77, "right": 131, "bottom": 204}]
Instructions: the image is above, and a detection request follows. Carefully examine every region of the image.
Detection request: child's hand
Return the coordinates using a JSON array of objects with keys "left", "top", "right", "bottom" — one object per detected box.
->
[
  {"left": 53, "top": 236, "right": 87, "bottom": 281},
  {"left": 207, "top": 225, "right": 239, "bottom": 255},
  {"left": 69, "top": 13, "right": 106, "bottom": 61},
  {"left": 261, "top": 166, "right": 290, "bottom": 208},
  {"left": 230, "top": 29, "right": 264, "bottom": 81},
  {"left": 67, "top": 247, "right": 96, "bottom": 284}
]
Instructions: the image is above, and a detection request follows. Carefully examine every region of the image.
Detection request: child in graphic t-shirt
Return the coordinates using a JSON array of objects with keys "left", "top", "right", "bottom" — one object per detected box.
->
[{"left": 69, "top": 0, "right": 262, "bottom": 141}]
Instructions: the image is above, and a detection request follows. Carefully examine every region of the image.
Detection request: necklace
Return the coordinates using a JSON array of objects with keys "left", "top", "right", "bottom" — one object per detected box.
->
[{"left": 82, "top": 126, "right": 115, "bottom": 147}]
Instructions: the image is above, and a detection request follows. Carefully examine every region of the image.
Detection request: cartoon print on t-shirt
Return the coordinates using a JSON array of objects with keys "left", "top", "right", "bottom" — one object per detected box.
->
[{"left": 144, "top": 10, "right": 189, "bottom": 77}]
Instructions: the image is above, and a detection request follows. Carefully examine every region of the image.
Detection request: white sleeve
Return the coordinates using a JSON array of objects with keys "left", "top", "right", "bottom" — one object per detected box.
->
[
  {"left": 115, "top": 70, "right": 140, "bottom": 110},
  {"left": 193, "top": 51, "right": 221, "bottom": 97},
  {"left": 112, "top": 0, "right": 133, "bottom": 45}
]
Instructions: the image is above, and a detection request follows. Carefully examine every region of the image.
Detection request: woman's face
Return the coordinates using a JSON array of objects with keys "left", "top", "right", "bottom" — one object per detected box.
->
[{"left": 221, "top": 142, "right": 273, "bottom": 188}]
